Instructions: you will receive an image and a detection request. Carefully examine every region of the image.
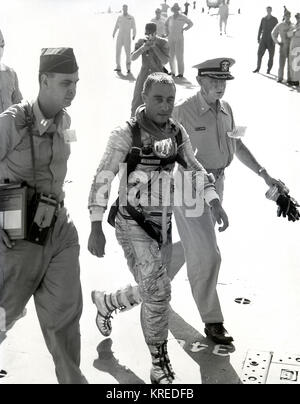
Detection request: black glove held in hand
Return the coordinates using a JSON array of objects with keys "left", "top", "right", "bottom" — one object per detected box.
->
[{"left": 276, "top": 194, "right": 300, "bottom": 222}]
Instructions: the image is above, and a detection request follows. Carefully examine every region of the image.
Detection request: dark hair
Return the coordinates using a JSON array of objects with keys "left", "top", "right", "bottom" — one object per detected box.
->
[
  {"left": 142, "top": 72, "right": 176, "bottom": 95},
  {"left": 38, "top": 72, "right": 55, "bottom": 85},
  {"left": 145, "top": 22, "right": 157, "bottom": 34}
]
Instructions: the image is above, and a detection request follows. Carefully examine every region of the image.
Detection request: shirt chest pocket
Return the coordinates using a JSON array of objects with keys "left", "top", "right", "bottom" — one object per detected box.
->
[{"left": 12, "top": 135, "right": 42, "bottom": 168}]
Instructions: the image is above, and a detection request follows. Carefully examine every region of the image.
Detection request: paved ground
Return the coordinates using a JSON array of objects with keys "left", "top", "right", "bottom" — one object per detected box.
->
[{"left": 1, "top": 0, "right": 300, "bottom": 384}]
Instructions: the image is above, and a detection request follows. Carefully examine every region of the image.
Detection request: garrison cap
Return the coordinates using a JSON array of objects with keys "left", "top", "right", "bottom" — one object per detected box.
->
[
  {"left": 193, "top": 57, "right": 235, "bottom": 80},
  {"left": 0, "top": 30, "right": 4, "bottom": 47},
  {"left": 39, "top": 47, "right": 78, "bottom": 74}
]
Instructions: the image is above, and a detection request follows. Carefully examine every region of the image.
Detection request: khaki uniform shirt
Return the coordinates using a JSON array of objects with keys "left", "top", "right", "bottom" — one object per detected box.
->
[
  {"left": 0, "top": 101, "right": 71, "bottom": 202},
  {"left": 173, "top": 92, "right": 236, "bottom": 170}
]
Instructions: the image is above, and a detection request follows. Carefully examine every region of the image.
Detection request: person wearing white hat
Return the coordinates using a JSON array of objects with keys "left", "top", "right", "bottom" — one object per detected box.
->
[
  {"left": 0, "top": 30, "right": 22, "bottom": 113},
  {"left": 170, "top": 58, "right": 286, "bottom": 344},
  {"left": 165, "top": 3, "right": 193, "bottom": 78}
]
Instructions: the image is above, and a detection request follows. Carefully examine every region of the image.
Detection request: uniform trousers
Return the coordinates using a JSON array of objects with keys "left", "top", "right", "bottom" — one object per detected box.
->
[
  {"left": 168, "top": 36, "right": 184, "bottom": 76},
  {"left": 116, "top": 35, "right": 132, "bottom": 71},
  {"left": 0, "top": 208, "right": 86, "bottom": 384}
]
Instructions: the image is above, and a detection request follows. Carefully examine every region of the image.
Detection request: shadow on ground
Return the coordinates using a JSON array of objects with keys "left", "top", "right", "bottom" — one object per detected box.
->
[
  {"left": 93, "top": 338, "right": 146, "bottom": 384},
  {"left": 115, "top": 71, "right": 136, "bottom": 83},
  {"left": 258, "top": 72, "right": 300, "bottom": 92},
  {"left": 168, "top": 307, "right": 242, "bottom": 384}
]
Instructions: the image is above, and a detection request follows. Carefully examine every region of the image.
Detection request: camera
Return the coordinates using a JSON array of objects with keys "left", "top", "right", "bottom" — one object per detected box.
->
[{"left": 27, "top": 193, "right": 59, "bottom": 245}]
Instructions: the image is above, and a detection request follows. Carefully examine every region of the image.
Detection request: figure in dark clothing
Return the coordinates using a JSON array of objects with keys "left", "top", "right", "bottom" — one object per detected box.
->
[{"left": 253, "top": 6, "right": 278, "bottom": 74}]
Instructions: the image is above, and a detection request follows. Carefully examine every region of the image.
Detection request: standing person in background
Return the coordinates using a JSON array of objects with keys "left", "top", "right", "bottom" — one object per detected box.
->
[
  {"left": 218, "top": 0, "right": 229, "bottom": 36},
  {"left": 151, "top": 8, "right": 167, "bottom": 37},
  {"left": 287, "top": 13, "right": 300, "bottom": 86},
  {"left": 272, "top": 10, "right": 292, "bottom": 83},
  {"left": 193, "top": 1, "right": 197, "bottom": 10},
  {"left": 165, "top": 3, "right": 193, "bottom": 78},
  {"left": 0, "top": 29, "right": 22, "bottom": 113},
  {"left": 253, "top": 6, "right": 278, "bottom": 74},
  {"left": 161, "top": 0, "right": 170, "bottom": 18},
  {"left": 131, "top": 23, "right": 169, "bottom": 116},
  {"left": 184, "top": 2, "right": 191, "bottom": 16},
  {"left": 113, "top": 4, "right": 136, "bottom": 75}
]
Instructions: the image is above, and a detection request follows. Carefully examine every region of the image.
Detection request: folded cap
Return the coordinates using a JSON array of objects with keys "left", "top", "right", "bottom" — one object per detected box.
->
[
  {"left": 193, "top": 57, "right": 235, "bottom": 80},
  {"left": 0, "top": 30, "right": 5, "bottom": 47},
  {"left": 39, "top": 47, "right": 78, "bottom": 74}
]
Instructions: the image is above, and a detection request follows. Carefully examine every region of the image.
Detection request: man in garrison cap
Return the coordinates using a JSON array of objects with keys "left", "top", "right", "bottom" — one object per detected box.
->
[
  {"left": 91, "top": 58, "right": 288, "bottom": 347},
  {"left": 0, "top": 29, "right": 23, "bottom": 113},
  {"left": 0, "top": 48, "right": 87, "bottom": 384}
]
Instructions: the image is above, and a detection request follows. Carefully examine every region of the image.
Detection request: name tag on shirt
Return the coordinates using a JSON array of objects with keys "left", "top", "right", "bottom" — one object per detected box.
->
[
  {"left": 194, "top": 127, "right": 206, "bottom": 131},
  {"left": 63, "top": 129, "right": 77, "bottom": 143}
]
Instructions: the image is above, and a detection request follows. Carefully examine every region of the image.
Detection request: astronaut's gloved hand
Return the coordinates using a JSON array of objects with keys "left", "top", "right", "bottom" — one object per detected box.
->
[
  {"left": 266, "top": 184, "right": 300, "bottom": 222},
  {"left": 276, "top": 194, "right": 300, "bottom": 222}
]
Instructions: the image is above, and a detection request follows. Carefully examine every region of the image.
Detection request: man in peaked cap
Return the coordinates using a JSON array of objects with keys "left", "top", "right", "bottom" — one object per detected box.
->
[
  {"left": 89, "top": 58, "right": 288, "bottom": 347},
  {"left": 0, "top": 48, "right": 87, "bottom": 383},
  {"left": 170, "top": 57, "right": 286, "bottom": 344},
  {"left": 0, "top": 29, "right": 23, "bottom": 113}
]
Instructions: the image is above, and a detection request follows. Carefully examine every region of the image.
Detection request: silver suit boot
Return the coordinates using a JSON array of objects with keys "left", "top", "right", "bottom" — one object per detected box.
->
[
  {"left": 91, "top": 285, "right": 142, "bottom": 336},
  {"left": 149, "top": 341, "right": 175, "bottom": 384}
]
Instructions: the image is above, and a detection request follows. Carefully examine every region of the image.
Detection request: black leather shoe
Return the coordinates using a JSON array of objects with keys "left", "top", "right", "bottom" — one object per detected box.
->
[
  {"left": 204, "top": 323, "right": 234, "bottom": 345},
  {"left": 267, "top": 69, "right": 271, "bottom": 74},
  {"left": 277, "top": 78, "right": 283, "bottom": 83},
  {"left": 253, "top": 69, "right": 259, "bottom": 73}
]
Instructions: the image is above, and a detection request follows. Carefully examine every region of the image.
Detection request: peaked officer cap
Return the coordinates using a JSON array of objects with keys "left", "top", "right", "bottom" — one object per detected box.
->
[
  {"left": 193, "top": 57, "right": 235, "bottom": 80},
  {"left": 39, "top": 47, "right": 78, "bottom": 74}
]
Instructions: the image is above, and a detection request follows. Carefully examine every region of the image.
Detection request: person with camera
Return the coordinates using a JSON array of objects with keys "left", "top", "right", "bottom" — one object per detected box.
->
[
  {"left": 0, "top": 48, "right": 87, "bottom": 384},
  {"left": 131, "top": 23, "right": 169, "bottom": 117},
  {"left": 0, "top": 29, "right": 22, "bottom": 113}
]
